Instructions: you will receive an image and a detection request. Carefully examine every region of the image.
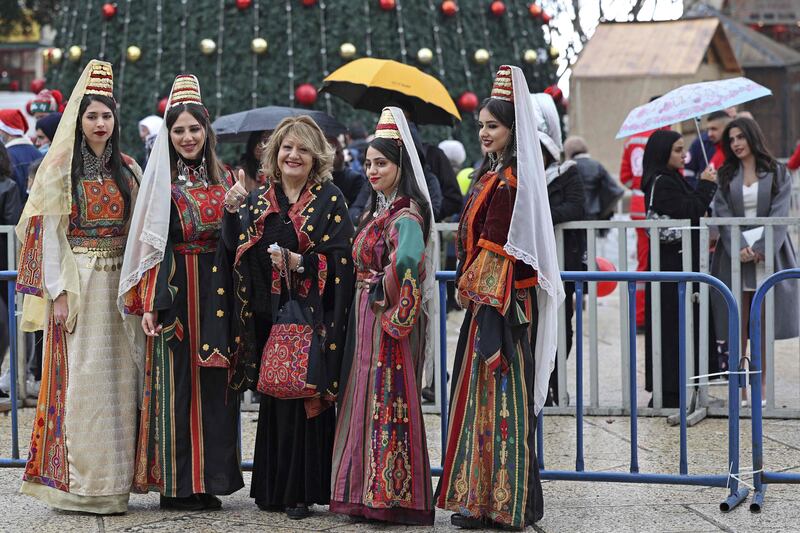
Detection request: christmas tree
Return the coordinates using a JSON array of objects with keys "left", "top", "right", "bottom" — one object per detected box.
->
[{"left": 44, "top": 0, "right": 559, "bottom": 162}]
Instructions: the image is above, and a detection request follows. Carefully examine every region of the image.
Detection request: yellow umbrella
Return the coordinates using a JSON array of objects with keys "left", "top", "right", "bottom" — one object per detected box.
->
[{"left": 321, "top": 57, "right": 461, "bottom": 126}]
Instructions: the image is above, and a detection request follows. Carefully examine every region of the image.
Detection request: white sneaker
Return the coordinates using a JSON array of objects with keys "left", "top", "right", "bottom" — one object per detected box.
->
[
  {"left": 0, "top": 370, "right": 9, "bottom": 393},
  {"left": 25, "top": 376, "right": 40, "bottom": 398}
]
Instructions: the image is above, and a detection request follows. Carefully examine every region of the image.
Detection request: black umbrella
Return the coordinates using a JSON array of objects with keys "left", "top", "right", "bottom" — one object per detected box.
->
[{"left": 212, "top": 105, "right": 348, "bottom": 142}]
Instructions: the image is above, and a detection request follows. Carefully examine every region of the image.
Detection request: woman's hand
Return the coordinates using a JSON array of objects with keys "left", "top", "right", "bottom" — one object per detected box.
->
[
  {"left": 224, "top": 169, "right": 249, "bottom": 213},
  {"left": 700, "top": 167, "right": 717, "bottom": 183},
  {"left": 53, "top": 292, "right": 68, "bottom": 329},
  {"left": 740, "top": 246, "right": 756, "bottom": 263},
  {"left": 269, "top": 246, "right": 301, "bottom": 272},
  {"left": 142, "top": 311, "right": 163, "bottom": 337}
]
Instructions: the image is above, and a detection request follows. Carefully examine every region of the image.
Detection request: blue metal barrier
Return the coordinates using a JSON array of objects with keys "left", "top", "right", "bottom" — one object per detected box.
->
[
  {"left": 747, "top": 268, "right": 800, "bottom": 513},
  {"left": 0, "top": 270, "right": 23, "bottom": 468},
  {"left": 0, "top": 269, "right": 749, "bottom": 513},
  {"left": 436, "top": 270, "right": 748, "bottom": 512}
]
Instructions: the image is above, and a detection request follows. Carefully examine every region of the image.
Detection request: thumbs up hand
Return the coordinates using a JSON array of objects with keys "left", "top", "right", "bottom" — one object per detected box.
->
[{"left": 224, "top": 169, "right": 249, "bottom": 213}]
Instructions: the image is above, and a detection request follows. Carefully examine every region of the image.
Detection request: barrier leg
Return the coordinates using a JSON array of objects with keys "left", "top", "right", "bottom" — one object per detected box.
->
[
  {"left": 627, "top": 282, "right": 639, "bottom": 473},
  {"left": 749, "top": 292, "right": 765, "bottom": 512},
  {"left": 8, "top": 280, "right": 19, "bottom": 461},
  {"left": 575, "top": 282, "right": 584, "bottom": 472}
]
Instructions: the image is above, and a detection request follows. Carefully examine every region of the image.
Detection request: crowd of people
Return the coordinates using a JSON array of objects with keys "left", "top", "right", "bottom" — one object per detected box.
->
[{"left": 0, "top": 56, "right": 796, "bottom": 531}]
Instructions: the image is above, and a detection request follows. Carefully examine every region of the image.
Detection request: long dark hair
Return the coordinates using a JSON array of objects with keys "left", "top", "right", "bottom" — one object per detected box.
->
[
  {"left": 357, "top": 137, "right": 432, "bottom": 241},
  {"left": 0, "top": 143, "right": 10, "bottom": 181},
  {"left": 717, "top": 117, "right": 777, "bottom": 194},
  {"left": 475, "top": 97, "right": 517, "bottom": 180},
  {"left": 165, "top": 103, "right": 225, "bottom": 184},
  {"left": 71, "top": 94, "right": 134, "bottom": 221},
  {"left": 641, "top": 129, "right": 682, "bottom": 194},
  {"left": 239, "top": 130, "right": 266, "bottom": 181}
]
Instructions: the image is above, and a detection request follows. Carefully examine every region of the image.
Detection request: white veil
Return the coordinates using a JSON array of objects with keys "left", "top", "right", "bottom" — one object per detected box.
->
[
  {"left": 384, "top": 107, "right": 440, "bottom": 379},
  {"left": 501, "top": 67, "right": 565, "bottom": 415}
]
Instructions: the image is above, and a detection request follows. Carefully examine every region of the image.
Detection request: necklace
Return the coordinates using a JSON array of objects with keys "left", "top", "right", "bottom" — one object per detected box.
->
[
  {"left": 374, "top": 188, "right": 398, "bottom": 218},
  {"left": 81, "top": 136, "right": 112, "bottom": 183},
  {"left": 176, "top": 157, "right": 208, "bottom": 188}
]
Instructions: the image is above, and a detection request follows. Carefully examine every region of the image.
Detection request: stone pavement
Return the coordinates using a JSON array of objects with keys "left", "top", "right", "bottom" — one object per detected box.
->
[{"left": 1, "top": 287, "right": 799, "bottom": 532}]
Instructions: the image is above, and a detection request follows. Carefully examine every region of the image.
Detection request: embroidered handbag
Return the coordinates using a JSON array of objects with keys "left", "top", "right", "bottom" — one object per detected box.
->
[
  {"left": 646, "top": 174, "right": 682, "bottom": 244},
  {"left": 257, "top": 248, "right": 324, "bottom": 399}
]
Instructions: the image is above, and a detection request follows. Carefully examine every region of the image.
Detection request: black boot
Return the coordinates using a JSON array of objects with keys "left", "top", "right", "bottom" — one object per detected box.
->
[
  {"left": 450, "top": 513, "right": 484, "bottom": 529},
  {"left": 159, "top": 494, "right": 205, "bottom": 511}
]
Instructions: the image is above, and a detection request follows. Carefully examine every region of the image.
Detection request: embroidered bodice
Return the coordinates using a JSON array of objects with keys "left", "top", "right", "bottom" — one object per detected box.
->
[{"left": 69, "top": 175, "right": 132, "bottom": 238}]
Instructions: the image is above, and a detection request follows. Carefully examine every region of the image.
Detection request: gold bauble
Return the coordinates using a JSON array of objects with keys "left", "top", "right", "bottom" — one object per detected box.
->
[
  {"left": 417, "top": 47, "right": 433, "bottom": 65},
  {"left": 49, "top": 48, "right": 63, "bottom": 64},
  {"left": 126, "top": 45, "right": 142, "bottom": 62},
  {"left": 549, "top": 46, "right": 559, "bottom": 59},
  {"left": 523, "top": 49, "right": 538, "bottom": 64},
  {"left": 339, "top": 42, "right": 356, "bottom": 60},
  {"left": 67, "top": 45, "right": 82, "bottom": 62},
  {"left": 473, "top": 48, "right": 490, "bottom": 65},
  {"left": 199, "top": 38, "right": 217, "bottom": 55},
  {"left": 251, "top": 37, "right": 268, "bottom": 54}
]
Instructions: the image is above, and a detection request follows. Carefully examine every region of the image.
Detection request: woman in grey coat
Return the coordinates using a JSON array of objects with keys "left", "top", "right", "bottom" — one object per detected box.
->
[{"left": 710, "top": 117, "right": 798, "bottom": 406}]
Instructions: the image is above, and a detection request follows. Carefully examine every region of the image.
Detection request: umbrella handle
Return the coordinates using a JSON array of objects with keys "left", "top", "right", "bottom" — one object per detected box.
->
[{"left": 694, "top": 117, "right": 709, "bottom": 167}]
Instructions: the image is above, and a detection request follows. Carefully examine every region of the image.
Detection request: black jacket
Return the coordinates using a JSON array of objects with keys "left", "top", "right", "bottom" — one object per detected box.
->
[
  {"left": 423, "top": 143, "right": 463, "bottom": 220},
  {"left": 332, "top": 167, "right": 368, "bottom": 222},
  {"left": 573, "top": 154, "right": 623, "bottom": 220},
  {"left": 547, "top": 163, "right": 586, "bottom": 271},
  {"left": 0, "top": 176, "right": 22, "bottom": 270}
]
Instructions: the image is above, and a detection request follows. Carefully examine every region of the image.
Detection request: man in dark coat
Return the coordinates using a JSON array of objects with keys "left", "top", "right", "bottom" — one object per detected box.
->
[{"left": 0, "top": 109, "right": 40, "bottom": 201}]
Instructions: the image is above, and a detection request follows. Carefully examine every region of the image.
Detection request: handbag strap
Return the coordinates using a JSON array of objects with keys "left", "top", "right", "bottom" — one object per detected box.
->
[
  {"left": 647, "top": 174, "right": 662, "bottom": 210},
  {"left": 270, "top": 246, "right": 294, "bottom": 318}
]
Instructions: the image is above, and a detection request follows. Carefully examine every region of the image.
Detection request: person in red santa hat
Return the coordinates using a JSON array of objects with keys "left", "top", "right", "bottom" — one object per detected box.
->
[
  {"left": 0, "top": 108, "right": 40, "bottom": 200},
  {"left": 26, "top": 89, "right": 65, "bottom": 119}
]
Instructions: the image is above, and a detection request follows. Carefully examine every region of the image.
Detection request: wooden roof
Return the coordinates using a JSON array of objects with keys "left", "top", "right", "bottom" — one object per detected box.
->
[{"left": 572, "top": 18, "right": 741, "bottom": 79}]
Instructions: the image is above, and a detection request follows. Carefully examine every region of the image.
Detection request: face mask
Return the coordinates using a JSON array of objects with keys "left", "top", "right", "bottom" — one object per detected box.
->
[{"left": 38, "top": 144, "right": 50, "bottom": 155}]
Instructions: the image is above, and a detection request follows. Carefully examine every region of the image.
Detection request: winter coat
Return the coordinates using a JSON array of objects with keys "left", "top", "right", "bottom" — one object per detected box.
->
[{"left": 711, "top": 164, "right": 799, "bottom": 340}]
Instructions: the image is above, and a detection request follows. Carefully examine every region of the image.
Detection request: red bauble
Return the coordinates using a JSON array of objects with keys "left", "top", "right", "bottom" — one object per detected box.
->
[
  {"left": 235, "top": 0, "right": 252, "bottom": 10},
  {"left": 8, "top": 80, "right": 19, "bottom": 92},
  {"left": 457, "top": 91, "right": 479, "bottom": 113},
  {"left": 490, "top": 1, "right": 506, "bottom": 17},
  {"left": 295, "top": 83, "right": 318, "bottom": 106},
  {"left": 528, "top": 3, "right": 542, "bottom": 17},
  {"left": 157, "top": 96, "right": 168, "bottom": 116},
  {"left": 441, "top": 0, "right": 457, "bottom": 16},
  {"left": 300, "top": 0, "right": 317, "bottom": 6},
  {"left": 29, "top": 78, "right": 46, "bottom": 94},
  {"left": 101, "top": 2, "right": 117, "bottom": 20},
  {"left": 378, "top": 0, "right": 396, "bottom": 11},
  {"left": 773, "top": 24, "right": 788, "bottom": 35},
  {"left": 541, "top": 11, "right": 551, "bottom": 24}
]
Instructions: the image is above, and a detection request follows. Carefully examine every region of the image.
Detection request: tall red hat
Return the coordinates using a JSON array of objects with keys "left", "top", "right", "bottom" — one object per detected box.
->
[{"left": 490, "top": 65, "right": 514, "bottom": 103}]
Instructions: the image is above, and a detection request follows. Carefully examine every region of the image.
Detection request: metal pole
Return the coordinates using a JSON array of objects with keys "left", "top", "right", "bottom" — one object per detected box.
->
[
  {"left": 575, "top": 282, "right": 584, "bottom": 472},
  {"left": 678, "top": 281, "right": 688, "bottom": 475},
  {"left": 628, "top": 281, "right": 639, "bottom": 473},
  {"left": 694, "top": 117, "right": 709, "bottom": 166}
]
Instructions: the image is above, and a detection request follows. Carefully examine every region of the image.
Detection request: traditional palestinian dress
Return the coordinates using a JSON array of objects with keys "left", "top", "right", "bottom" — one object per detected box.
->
[
  {"left": 331, "top": 196, "right": 434, "bottom": 525},
  {"left": 18, "top": 156, "right": 141, "bottom": 514},
  {"left": 206, "top": 179, "right": 354, "bottom": 508},
  {"left": 123, "top": 166, "right": 244, "bottom": 498},
  {"left": 436, "top": 166, "right": 544, "bottom": 529}
]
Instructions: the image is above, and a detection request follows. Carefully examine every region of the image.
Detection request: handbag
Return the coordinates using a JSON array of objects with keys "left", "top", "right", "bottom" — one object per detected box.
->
[
  {"left": 646, "top": 175, "right": 682, "bottom": 244},
  {"left": 257, "top": 247, "right": 325, "bottom": 399}
]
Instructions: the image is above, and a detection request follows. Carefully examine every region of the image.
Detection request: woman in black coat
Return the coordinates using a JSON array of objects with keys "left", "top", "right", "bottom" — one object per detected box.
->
[{"left": 643, "top": 130, "right": 717, "bottom": 408}]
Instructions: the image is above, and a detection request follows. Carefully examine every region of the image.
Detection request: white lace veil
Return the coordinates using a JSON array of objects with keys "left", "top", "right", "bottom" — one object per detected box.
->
[{"left": 501, "top": 66, "right": 565, "bottom": 415}]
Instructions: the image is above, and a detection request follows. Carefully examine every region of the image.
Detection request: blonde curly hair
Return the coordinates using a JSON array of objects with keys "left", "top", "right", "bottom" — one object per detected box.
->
[{"left": 259, "top": 115, "right": 334, "bottom": 185}]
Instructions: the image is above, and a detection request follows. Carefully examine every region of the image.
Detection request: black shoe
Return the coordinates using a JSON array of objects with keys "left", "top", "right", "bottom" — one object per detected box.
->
[
  {"left": 286, "top": 504, "right": 311, "bottom": 520},
  {"left": 159, "top": 494, "right": 206, "bottom": 511},
  {"left": 451, "top": 513, "right": 484, "bottom": 529},
  {"left": 421, "top": 386, "right": 435, "bottom": 403},
  {"left": 256, "top": 502, "right": 285, "bottom": 512},
  {"left": 196, "top": 493, "right": 222, "bottom": 510}
]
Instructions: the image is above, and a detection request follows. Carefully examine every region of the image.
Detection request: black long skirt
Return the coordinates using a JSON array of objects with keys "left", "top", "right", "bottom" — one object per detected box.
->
[{"left": 250, "top": 396, "right": 336, "bottom": 507}]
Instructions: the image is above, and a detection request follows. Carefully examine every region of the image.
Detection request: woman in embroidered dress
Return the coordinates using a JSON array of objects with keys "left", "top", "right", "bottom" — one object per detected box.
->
[
  {"left": 205, "top": 115, "right": 354, "bottom": 519},
  {"left": 17, "top": 60, "right": 141, "bottom": 514},
  {"left": 436, "top": 66, "right": 565, "bottom": 530},
  {"left": 118, "top": 75, "right": 243, "bottom": 511},
  {"left": 330, "top": 107, "right": 437, "bottom": 525}
]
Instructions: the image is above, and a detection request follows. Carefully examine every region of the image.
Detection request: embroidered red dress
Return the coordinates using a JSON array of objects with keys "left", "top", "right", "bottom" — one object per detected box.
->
[
  {"left": 331, "top": 197, "right": 434, "bottom": 525},
  {"left": 124, "top": 170, "right": 244, "bottom": 498},
  {"left": 436, "top": 167, "right": 543, "bottom": 529}
]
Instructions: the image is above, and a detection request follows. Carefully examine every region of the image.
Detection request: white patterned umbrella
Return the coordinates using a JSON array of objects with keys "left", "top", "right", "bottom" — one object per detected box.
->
[{"left": 616, "top": 77, "right": 772, "bottom": 140}]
